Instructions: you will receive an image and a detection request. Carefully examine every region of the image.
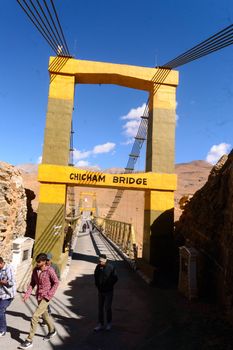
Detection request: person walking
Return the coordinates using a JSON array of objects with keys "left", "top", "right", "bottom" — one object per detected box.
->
[
  {"left": 46, "top": 253, "right": 60, "bottom": 280},
  {"left": 94, "top": 254, "right": 118, "bottom": 331},
  {"left": 39, "top": 253, "right": 60, "bottom": 327},
  {"left": 19, "top": 253, "right": 59, "bottom": 349},
  {"left": 0, "top": 257, "right": 16, "bottom": 336}
]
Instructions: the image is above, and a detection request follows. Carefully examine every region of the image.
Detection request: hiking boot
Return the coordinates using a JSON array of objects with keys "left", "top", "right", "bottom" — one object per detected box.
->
[
  {"left": 105, "top": 323, "right": 112, "bottom": 331},
  {"left": 19, "top": 340, "right": 33, "bottom": 349},
  {"left": 0, "top": 331, "right": 6, "bottom": 337},
  {"left": 94, "top": 323, "right": 104, "bottom": 331},
  {"left": 43, "top": 329, "right": 57, "bottom": 341}
]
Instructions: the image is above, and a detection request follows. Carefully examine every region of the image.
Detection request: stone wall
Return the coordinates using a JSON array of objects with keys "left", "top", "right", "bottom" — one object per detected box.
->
[
  {"left": 0, "top": 161, "right": 27, "bottom": 262},
  {"left": 175, "top": 151, "right": 233, "bottom": 314}
]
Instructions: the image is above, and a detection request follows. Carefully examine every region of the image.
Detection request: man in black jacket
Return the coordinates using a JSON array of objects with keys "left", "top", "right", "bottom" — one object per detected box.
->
[{"left": 94, "top": 254, "right": 118, "bottom": 331}]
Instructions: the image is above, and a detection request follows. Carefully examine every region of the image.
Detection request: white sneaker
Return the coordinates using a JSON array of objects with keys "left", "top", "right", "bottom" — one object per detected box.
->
[
  {"left": 94, "top": 324, "right": 104, "bottom": 331},
  {"left": 105, "top": 323, "right": 112, "bottom": 331}
]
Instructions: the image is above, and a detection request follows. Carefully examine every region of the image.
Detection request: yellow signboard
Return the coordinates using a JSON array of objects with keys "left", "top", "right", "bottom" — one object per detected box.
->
[{"left": 38, "top": 164, "right": 177, "bottom": 191}]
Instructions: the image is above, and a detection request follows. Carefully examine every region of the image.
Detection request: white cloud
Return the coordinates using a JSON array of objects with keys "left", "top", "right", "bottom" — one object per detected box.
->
[
  {"left": 123, "top": 119, "right": 141, "bottom": 137},
  {"left": 75, "top": 160, "right": 89, "bottom": 167},
  {"left": 206, "top": 142, "right": 231, "bottom": 165},
  {"left": 72, "top": 142, "right": 116, "bottom": 166},
  {"left": 37, "top": 156, "right": 42, "bottom": 164},
  {"left": 121, "top": 103, "right": 147, "bottom": 120},
  {"left": 73, "top": 149, "right": 91, "bottom": 161},
  {"left": 121, "top": 138, "right": 134, "bottom": 145},
  {"left": 121, "top": 103, "right": 146, "bottom": 141},
  {"left": 93, "top": 142, "right": 116, "bottom": 154}
]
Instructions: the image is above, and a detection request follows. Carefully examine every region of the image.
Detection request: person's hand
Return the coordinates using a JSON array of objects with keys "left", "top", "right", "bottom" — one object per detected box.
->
[{"left": 0, "top": 279, "right": 7, "bottom": 286}]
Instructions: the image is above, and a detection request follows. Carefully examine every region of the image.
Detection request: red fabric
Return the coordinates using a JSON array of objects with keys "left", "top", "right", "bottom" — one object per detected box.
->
[{"left": 24, "top": 266, "right": 59, "bottom": 301}]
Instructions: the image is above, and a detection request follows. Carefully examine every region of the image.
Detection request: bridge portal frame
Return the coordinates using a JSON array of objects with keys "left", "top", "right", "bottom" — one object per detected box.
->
[{"left": 34, "top": 56, "right": 178, "bottom": 272}]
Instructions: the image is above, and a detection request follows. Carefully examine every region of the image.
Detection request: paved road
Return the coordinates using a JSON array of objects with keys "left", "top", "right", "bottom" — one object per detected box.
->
[{"left": 2, "top": 228, "right": 233, "bottom": 349}]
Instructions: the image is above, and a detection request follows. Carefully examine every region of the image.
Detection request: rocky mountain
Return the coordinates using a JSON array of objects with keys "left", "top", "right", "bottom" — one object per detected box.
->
[{"left": 0, "top": 162, "right": 27, "bottom": 261}]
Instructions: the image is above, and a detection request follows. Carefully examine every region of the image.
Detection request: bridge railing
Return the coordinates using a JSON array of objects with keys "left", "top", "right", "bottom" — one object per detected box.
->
[{"left": 95, "top": 218, "right": 138, "bottom": 261}]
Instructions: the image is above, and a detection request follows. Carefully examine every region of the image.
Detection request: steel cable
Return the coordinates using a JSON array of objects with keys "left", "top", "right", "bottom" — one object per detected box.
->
[
  {"left": 50, "top": 0, "right": 70, "bottom": 55},
  {"left": 28, "top": 0, "right": 64, "bottom": 53},
  {"left": 17, "top": 0, "right": 70, "bottom": 56},
  {"left": 42, "top": 0, "right": 69, "bottom": 55},
  {"left": 164, "top": 24, "right": 233, "bottom": 68},
  {"left": 35, "top": 0, "right": 67, "bottom": 54},
  {"left": 106, "top": 24, "right": 233, "bottom": 218},
  {"left": 17, "top": 0, "right": 59, "bottom": 53}
]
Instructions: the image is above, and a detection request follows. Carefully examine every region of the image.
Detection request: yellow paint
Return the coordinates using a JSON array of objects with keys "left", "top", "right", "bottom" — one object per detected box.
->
[
  {"left": 48, "top": 57, "right": 178, "bottom": 91},
  {"left": 49, "top": 74, "right": 75, "bottom": 100},
  {"left": 150, "top": 84, "right": 177, "bottom": 110},
  {"left": 38, "top": 164, "right": 177, "bottom": 191},
  {"left": 79, "top": 208, "right": 96, "bottom": 211},
  {"left": 39, "top": 183, "right": 66, "bottom": 204},
  {"left": 80, "top": 192, "right": 96, "bottom": 196},
  {"left": 144, "top": 190, "right": 174, "bottom": 211}
]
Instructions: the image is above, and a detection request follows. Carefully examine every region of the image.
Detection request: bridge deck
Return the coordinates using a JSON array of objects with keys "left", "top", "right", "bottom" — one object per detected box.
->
[{"left": 2, "top": 227, "right": 233, "bottom": 349}]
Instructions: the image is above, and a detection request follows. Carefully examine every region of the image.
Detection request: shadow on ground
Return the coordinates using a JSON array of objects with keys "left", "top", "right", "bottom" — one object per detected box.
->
[{"left": 48, "top": 251, "right": 233, "bottom": 350}]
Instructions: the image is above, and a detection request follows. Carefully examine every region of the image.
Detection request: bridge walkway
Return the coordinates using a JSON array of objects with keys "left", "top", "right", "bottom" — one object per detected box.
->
[{"left": 2, "top": 226, "right": 233, "bottom": 349}]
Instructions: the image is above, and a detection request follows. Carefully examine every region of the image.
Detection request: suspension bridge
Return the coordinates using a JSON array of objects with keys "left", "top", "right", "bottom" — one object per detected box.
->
[
  {"left": 15, "top": 0, "right": 233, "bottom": 279},
  {"left": 7, "top": 2, "right": 233, "bottom": 348}
]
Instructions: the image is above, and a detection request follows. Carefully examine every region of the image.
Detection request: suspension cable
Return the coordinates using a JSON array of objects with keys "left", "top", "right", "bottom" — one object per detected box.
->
[
  {"left": 106, "top": 23, "right": 233, "bottom": 218},
  {"left": 17, "top": 0, "right": 58, "bottom": 53},
  {"left": 50, "top": 0, "right": 70, "bottom": 55},
  {"left": 163, "top": 24, "right": 233, "bottom": 68},
  {"left": 28, "top": 0, "right": 63, "bottom": 53},
  {"left": 35, "top": 0, "right": 67, "bottom": 54},
  {"left": 42, "top": 0, "right": 69, "bottom": 55},
  {"left": 17, "top": 0, "right": 70, "bottom": 56}
]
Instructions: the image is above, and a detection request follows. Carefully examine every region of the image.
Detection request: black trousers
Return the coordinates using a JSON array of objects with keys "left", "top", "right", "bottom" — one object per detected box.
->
[{"left": 98, "top": 291, "right": 113, "bottom": 324}]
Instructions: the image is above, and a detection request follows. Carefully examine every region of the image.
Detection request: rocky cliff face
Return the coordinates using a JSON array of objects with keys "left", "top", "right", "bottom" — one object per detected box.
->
[
  {"left": 175, "top": 152, "right": 233, "bottom": 313},
  {"left": 0, "top": 162, "right": 27, "bottom": 261}
]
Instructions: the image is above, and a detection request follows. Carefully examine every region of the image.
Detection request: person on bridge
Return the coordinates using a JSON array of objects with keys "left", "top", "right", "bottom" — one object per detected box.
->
[
  {"left": 0, "top": 257, "right": 16, "bottom": 337},
  {"left": 39, "top": 252, "right": 61, "bottom": 327},
  {"left": 19, "top": 253, "right": 59, "bottom": 349},
  {"left": 46, "top": 253, "right": 60, "bottom": 280},
  {"left": 94, "top": 254, "right": 118, "bottom": 331}
]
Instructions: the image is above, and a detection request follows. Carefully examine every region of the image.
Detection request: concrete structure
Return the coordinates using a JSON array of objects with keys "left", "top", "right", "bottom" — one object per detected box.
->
[
  {"left": 35, "top": 56, "right": 178, "bottom": 271},
  {"left": 11, "top": 237, "right": 34, "bottom": 290}
]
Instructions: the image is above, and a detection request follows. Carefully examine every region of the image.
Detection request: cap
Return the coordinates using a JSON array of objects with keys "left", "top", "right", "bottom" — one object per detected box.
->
[{"left": 46, "top": 253, "right": 53, "bottom": 260}]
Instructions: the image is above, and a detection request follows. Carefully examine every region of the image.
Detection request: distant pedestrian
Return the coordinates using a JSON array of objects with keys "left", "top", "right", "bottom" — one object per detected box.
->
[
  {"left": 0, "top": 257, "right": 16, "bottom": 337},
  {"left": 19, "top": 253, "right": 59, "bottom": 349},
  {"left": 94, "top": 254, "right": 118, "bottom": 331}
]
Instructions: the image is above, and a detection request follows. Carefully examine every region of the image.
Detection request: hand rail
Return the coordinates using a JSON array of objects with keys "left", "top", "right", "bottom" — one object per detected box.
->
[{"left": 95, "top": 217, "right": 138, "bottom": 261}]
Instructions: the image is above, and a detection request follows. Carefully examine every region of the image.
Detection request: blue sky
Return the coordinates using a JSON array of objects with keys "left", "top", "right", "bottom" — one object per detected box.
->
[{"left": 1, "top": 0, "right": 233, "bottom": 170}]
